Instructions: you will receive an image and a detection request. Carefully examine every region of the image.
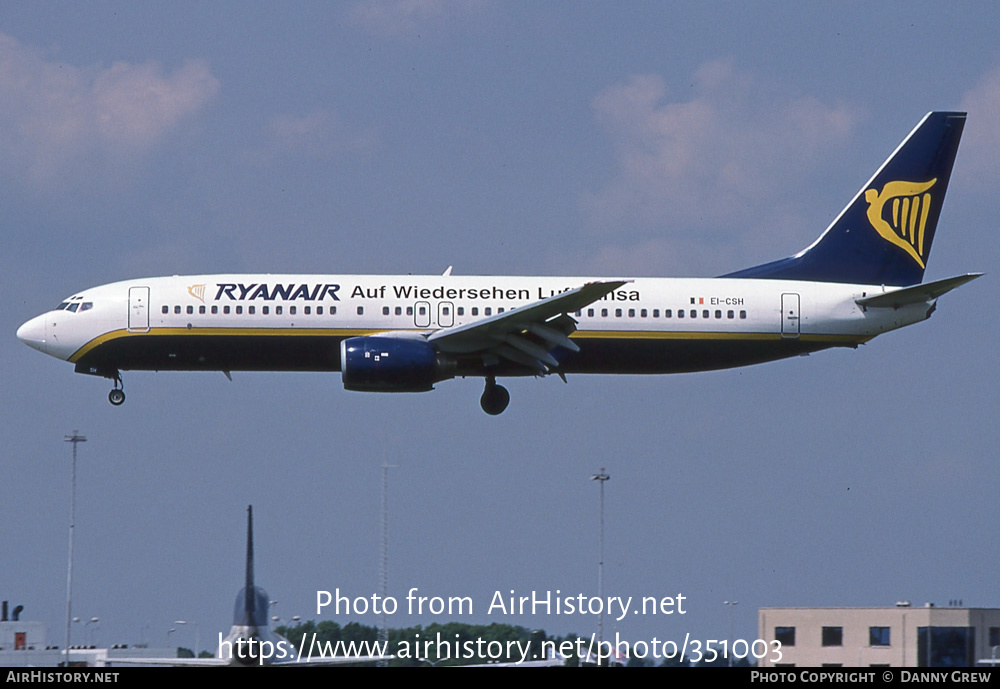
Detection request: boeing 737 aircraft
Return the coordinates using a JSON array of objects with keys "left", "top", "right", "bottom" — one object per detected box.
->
[
  {"left": 109, "top": 506, "right": 390, "bottom": 666},
  {"left": 17, "top": 112, "right": 979, "bottom": 414}
]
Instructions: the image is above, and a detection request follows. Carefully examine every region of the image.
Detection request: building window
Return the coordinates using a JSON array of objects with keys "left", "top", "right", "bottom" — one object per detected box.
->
[
  {"left": 822, "top": 627, "right": 843, "bottom": 647},
  {"left": 775, "top": 627, "right": 795, "bottom": 647},
  {"left": 870, "top": 627, "right": 890, "bottom": 647},
  {"left": 989, "top": 627, "right": 1000, "bottom": 647}
]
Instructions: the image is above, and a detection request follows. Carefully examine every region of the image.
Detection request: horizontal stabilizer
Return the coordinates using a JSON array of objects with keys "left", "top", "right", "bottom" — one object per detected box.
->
[{"left": 856, "top": 273, "right": 982, "bottom": 309}]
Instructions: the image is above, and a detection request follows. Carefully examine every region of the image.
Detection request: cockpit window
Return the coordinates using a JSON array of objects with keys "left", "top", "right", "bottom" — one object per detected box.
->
[
  {"left": 56, "top": 302, "right": 70, "bottom": 310},
  {"left": 67, "top": 303, "right": 79, "bottom": 312},
  {"left": 79, "top": 302, "right": 93, "bottom": 312}
]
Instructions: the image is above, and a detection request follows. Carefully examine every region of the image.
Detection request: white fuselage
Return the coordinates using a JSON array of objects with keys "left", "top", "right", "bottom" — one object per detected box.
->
[{"left": 17, "top": 273, "right": 930, "bottom": 375}]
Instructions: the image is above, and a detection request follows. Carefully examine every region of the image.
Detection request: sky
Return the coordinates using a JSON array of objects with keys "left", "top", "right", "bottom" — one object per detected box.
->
[{"left": 2, "top": 1, "right": 998, "bottom": 662}]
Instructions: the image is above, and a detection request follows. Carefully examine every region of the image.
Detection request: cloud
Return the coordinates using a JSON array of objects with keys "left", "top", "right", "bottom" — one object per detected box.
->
[
  {"left": 582, "top": 61, "right": 859, "bottom": 273},
  {"left": 0, "top": 32, "right": 219, "bottom": 189},
  {"left": 349, "top": 0, "right": 489, "bottom": 38},
  {"left": 261, "top": 110, "right": 380, "bottom": 159},
  {"left": 957, "top": 64, "right": 1000, "bottom": 192}
]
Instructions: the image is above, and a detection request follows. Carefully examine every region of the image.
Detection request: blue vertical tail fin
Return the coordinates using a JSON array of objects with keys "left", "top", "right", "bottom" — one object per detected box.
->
[{"left": 725, "top": 112, "right": 965, "bottom": 286}]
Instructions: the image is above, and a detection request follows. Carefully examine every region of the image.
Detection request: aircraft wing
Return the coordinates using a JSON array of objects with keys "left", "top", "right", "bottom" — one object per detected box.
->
[
  {"left": 426, "top": 280, "right": 628, "bottom": 373},
  {"left": 105, "top": 655, "right": 392, "bottom": 667},
  {"left": 104, "top": 657, "right": 230, "bottom": 667}
]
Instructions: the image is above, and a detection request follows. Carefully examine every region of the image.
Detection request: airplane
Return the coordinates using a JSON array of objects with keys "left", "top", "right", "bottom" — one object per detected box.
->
[
  {"left": 108, "top": 506, "right": 390, "bottom": 666},
  {"left": 17, "top": 111, "right": 979, "bottom": 415}
]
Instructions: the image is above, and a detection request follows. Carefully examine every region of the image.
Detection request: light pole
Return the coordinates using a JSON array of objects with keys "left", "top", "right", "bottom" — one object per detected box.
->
[
  {"left": 174, "top": 620, "right": 200, "bottom": 658},
  {"left": 64, "top": 431, "right": 86, "bottom": 666},
  {"left": 591, "top": 468, "right": 610, "bottom": 666},
  {"left": 724, "top": 600, "right": 739, "bottom": 667}
]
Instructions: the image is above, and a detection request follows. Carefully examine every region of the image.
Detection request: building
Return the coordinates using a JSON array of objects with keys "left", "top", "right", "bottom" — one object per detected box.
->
[
  {"left": 0, "top": 602, "right": 177, "bottom": 667},
  {"left": 758, "top": 604, "right": 1000, "bottom": 667}
]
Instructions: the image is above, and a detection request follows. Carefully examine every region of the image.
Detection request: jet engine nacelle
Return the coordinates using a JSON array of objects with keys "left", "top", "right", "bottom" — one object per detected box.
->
[{"left": 341, "top": 336, "right": 447, "bottom": 392}]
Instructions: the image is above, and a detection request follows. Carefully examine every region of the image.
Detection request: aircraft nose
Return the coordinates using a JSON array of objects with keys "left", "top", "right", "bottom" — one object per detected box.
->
[{"left": 16, "top": 314, "right": 47, "bottom": 354}]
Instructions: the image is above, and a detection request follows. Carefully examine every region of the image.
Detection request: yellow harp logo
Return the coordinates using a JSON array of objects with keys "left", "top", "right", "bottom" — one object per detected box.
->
[
  {"left": 864, "top": 178, "right": 936, "bottom": 268},
  {"left": 187, "top": 284, "right": 206, "bottom": 302}
]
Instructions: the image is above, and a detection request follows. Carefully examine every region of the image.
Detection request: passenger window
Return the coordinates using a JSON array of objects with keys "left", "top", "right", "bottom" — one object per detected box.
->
[
  {"left": 248, "top": 306, "right": 254, "bottom": 315},
  {"left": 678, "top": 310, "right": 684, "bottom": 318},
  {"left": 406, "top": 306, "right": 413, "bottom": 316},
  {"left": 628, "top": 309, "right": 635, "bottom": 317},
  {"left": 740, "top": 310, "right": 747, "bottom": 319},
  {"left": 262, "top": 306, "right": 269, "bottom": 315},
  {"left": 383, "top": 306, "right": 390, "bottom": 316},
  {"left": 456, "top": 307, "right": 464, "bottom": 316},
  {"left": 162, "top": 305, "right": 169, "bottom": 314},
  {"left": 330, "top": 306, "right": 337, "bottom": 315},
  {"left": 275, "top": 306, "right": 282, "bottom": 315},
  {"left": 715, "top": 310, "right": 722, "bottom": 319},
  {"left": 396, "top": 307, "right": 403, "bottom": 316},
  {"left": 357, "top": 306, "right": 364, "bottom": 315},
  {"left": 304, "top": 306, "right": 311, "bottom": 315},
  {"left": 199, "top": 305, "right": 206, "bottom": 314},
  {"left": 653, "top": 309, "right": 659, "bottom": 317},
  {"left": 588, "top": 309, "right": 594, "bottom": 317},
  {"left": 485, "top": 308, "right": 492, "bottom": 316},
  {"left": 289, "top": 306, "right": 296, "bottom": 315},
  {"left": 615, "top": 309, "right": 622, "bottom": 317},
  {"left": 316, "top": 306, "right": 322, "bottom": 315},
  {"left": 174, "top": 305, "right": 181, "bottom": 314},
  {"left": 186, "top": 305, "right": 193, "bottom": 314},
  {"left": 601, "top": 308, "right": 608, "bottom": 317},
  {"left": 472, "top": 307, "right": 479, "bottom": 316},
  {"left": 223, "top": 305, "right": 231, "bottom": 315},
  {"left": 702, "top": 310, "right": 709, "bottom": 318},
  {"left": 236, "top": 305, "right": 243, "bottom": 315},
  {"left": 640, "top": 309, "right": 647, "bottom": 317},
  {"left": 212, "top": 305, "right": 219, "bottom": 315},
  {"left": 727, "top": 310, "right": 734, "bottom": 319}
]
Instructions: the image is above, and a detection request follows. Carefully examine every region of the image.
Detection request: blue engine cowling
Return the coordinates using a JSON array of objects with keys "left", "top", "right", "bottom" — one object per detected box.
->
[{"left": 340, "top": 336, "right": 441, "bottom": 392}]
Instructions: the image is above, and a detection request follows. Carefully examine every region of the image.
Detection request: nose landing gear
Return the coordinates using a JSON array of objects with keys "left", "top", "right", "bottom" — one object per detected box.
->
[{"left": 480, "top": 376, "right": 510, "bottom": 415}]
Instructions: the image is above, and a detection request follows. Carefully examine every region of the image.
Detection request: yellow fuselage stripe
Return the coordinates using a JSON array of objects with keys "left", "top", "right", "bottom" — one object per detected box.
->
[{"left": 68, "top": 326, "right": 868, "bottom": 363}]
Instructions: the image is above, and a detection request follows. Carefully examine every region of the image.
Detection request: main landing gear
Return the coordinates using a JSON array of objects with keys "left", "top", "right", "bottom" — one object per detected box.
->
[
  {"left": 480, "top": 376, "right": 510, "bottom": 415},
  {"left": 108, "top": 372, "right": 125, "bottom": 406}
]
